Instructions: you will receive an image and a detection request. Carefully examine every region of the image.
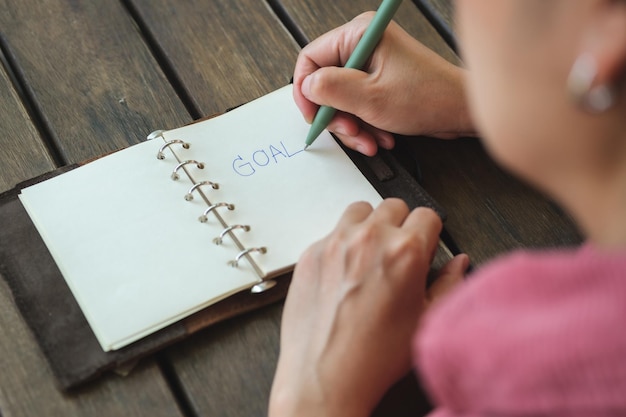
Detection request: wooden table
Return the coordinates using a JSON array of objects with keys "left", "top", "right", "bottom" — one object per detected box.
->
[{"left": 0, "top": 1, "right": 580, "bottom": 415}]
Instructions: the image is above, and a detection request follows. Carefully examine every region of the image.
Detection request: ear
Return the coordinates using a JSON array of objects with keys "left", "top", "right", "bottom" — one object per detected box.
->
[{"left": 581, "top": 0, "right": 626, "bottom": 87}]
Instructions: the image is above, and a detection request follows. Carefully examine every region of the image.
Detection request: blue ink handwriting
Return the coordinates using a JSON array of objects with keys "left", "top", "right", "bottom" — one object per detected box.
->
[{"left": 232, "top": 140, "right": 303, "bottom": 177}]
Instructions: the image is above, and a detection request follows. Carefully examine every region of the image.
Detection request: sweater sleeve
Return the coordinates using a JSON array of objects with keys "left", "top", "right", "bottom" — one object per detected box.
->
[{"left": 414, "top": 246, "right": 626, "bottom": 417}]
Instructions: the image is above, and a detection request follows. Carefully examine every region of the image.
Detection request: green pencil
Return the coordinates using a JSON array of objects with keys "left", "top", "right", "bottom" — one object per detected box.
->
[{"left": 304, "top": 0, "right": 403, "bottom": 149}]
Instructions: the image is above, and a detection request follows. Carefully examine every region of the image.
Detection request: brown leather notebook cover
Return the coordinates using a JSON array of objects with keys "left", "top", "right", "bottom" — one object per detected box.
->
[{"left": 0, "top": 137, "right": 444, "bottom": 391}]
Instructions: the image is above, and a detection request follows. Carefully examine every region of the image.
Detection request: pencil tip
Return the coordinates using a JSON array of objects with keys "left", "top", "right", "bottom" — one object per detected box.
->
[{"left": 304, "top": 144, "right": 309, "bottom": 151}]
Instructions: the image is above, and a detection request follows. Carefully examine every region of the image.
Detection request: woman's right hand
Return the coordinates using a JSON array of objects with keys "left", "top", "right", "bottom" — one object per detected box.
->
[
  {"left": 269, "top": 199, "right": 469, "bottom": 417},
  {"left": 293, "top": 12, "right": 475, "bottom": 156}
]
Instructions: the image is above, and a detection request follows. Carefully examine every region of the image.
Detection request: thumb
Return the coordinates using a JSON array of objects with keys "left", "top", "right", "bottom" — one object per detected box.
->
[
  {"left": 302, "top": 67, "right": 373, "bottom": 118},
  {"left": 427, "top": 253, "right": 470, "bottom": 305}
]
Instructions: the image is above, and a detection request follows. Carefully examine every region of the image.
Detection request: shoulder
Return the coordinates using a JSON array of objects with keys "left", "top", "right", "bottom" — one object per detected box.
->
[{"left": 414, "top": 245, "right": 626, "bottom": 414}]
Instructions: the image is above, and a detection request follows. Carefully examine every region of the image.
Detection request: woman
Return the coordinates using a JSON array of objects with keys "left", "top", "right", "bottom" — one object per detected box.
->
[{"left": 270, "top": 1, "right": 626, "bottom": 415}]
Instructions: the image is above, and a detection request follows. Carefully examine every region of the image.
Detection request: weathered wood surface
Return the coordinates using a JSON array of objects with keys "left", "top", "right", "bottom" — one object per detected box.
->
[
  {"left": 0, "top": 0, "right": 189, "bottom": 415},
  {"left": 0, "top": 273, "right": 183, "bottom": 417},
  {"left": 0, "top": 0, "right": 190, "bottom": 164},
  {"left": 128, "top": 0, "right": 300, "bottom": 117},
  {"left": 277, "top": 0, "right": 459, "bottom": 64},
  {"left": 0, "top": 62, "right": 54, "bottom": 192},
  {"left": 410, "top": 137, "right": 581, "bottom": 263},
  {"left": 416, "top": 0, "right": 455, "bottom": 49},
  {"left": 0, "top": 0, "right": 580, "bottom": 416}
]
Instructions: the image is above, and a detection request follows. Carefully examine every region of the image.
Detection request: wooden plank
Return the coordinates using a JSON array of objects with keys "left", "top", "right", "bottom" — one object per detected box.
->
[
  {"left": 0, "top": 60, "right": 54, "bottom": 193},
  {"left": 421, "top": 0, "right": 453, "bottom": 25},
  {"left": 422, "top": 0, "right": 454, "bottom": 30},
  {"left": 128, "top": 0, "right": 301, "bottom": 116},
  {"left": 278, "top": 0, "right": 459, "bottom": 65},
  {"left": 0, "top": 78, "right": 182, "bottom": 417},
  {"left": 0, "top": 0, "right": 196, "bottom": 413},
  {"left": 415, "top": 0, "right": 455, "bottom": 47},
  {"left": 0, "top": 0, "right": 191, "bottom": 164},
  {"left": 167, "top": 303, "right": 283, "bottom": 417},
  {"left": 0, "top": 273, "right": 184, "bottom": 417},
  {"left": 410, "top": 138, "right": 581, "bottom": 262}
]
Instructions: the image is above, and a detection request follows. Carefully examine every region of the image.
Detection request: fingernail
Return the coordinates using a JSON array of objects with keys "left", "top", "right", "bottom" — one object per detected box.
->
[
  {"left": 302, "top": 75, "right": 313, "bottom": 98},
  {"left": 355, "top": 143, "right": 371, "bottom": 155},
  {"left": 333, "top": 125, "right": 348, "bottom": 136},
  {"left": 384, "top": 132, "right": 397, "bottom": 149},
  {"left": 457, "top": 254, "right": 470, "bottom": 272},
  {"left": 380, "top": 136, "right": 393, "bottom": 149}
]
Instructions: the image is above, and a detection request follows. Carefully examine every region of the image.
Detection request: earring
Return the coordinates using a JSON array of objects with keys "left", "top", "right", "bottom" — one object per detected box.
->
[{"left": 567, "top": 53, "right": 615, "bottom": 113}]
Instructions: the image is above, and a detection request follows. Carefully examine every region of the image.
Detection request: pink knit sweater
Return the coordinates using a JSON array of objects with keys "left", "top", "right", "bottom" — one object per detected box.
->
[{"left": 415, "top": 245, "right": 626, "bottom": 416}]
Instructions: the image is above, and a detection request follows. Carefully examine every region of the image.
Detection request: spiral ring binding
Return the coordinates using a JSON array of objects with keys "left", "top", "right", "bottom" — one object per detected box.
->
[
  {"left": 156, "top": 140, "right": 190, "bottom": 160},
  {"left": 213, "top": 224, "right": 250, "bottom": 245},
  {"left": 198, "top": 202, "right": 235, "bottom": 223},
  {"left": 228, "top": 247, "right": 267, "bottom": 268},
  {"left": 250, "top": 280, "right": 277, "bottom": 293},
  {"left": 185, "top": 180, "right": 219, "bottom": 201},
  {"left": 147, "top": 130, "right": 165, "bottom": 140},
  {"left": 171, "top": 160, "right": 205, "bottom": 180},
  {"left": 148, "top": 132, "right": 271, "bottom": 284}
]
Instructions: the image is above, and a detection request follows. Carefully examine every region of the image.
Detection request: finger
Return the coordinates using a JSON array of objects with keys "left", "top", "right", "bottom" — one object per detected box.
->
[
  {"left": 402, "top": 206, "right": 442, "bottom": 233},
  {"left": 335, "top": 201, "right": 374, "bottom": 229},
  {"left": 293, "top": 81, "right": 319, "bottom": 124},
  {"left": 328, "top": 112, "right": 361, "bottom": 137},
  {"left": 329, "top": 114, "right": 379, "bottom": 156},
  {"left": 361, "top": 122, "right": 395, "bottom": 150},
  {"left": 329, "top": 113, "right": 395, "bottom": 150},
  {"left": 332, "top": 132, "right": 378, "bottom": 156},
  {"left": 301, "top": 67, "right": 374, "bottom": 119},
  {"left": 401, "top": 207, "right": 443, "bottom": 257},
  {"left": 427, "top": 253, "right": 469, "bottom": 303},
  {"left": 294, "top": 17, "right": 371, "bottom": 82},
  {"left": 328, "top": 115, "right": 394, "bottom": 155},
  {"left": 292, "top": 17, "right": 371, "bottom": 120},
  {"left": 368, "top": 198, "right": 410, "bottom": 227}
]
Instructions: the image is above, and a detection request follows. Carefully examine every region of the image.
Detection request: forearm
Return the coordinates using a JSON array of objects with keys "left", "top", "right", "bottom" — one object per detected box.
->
[{"left": 405, "top": 61, "right": 476, "bottom": 140}]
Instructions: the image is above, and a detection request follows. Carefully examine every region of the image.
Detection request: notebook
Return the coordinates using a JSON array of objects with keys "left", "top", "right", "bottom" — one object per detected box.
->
[{"left": 17, "top": 85, "right": 383, "bottom": 352}]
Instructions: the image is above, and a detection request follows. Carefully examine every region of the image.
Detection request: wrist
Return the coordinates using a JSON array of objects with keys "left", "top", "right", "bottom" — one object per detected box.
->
[
  {"left": 447, "top": 66, "right": 477, "bottom": 138},
  {"left": 268, "top": 378, "right": 371, "bottom": 417}
]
